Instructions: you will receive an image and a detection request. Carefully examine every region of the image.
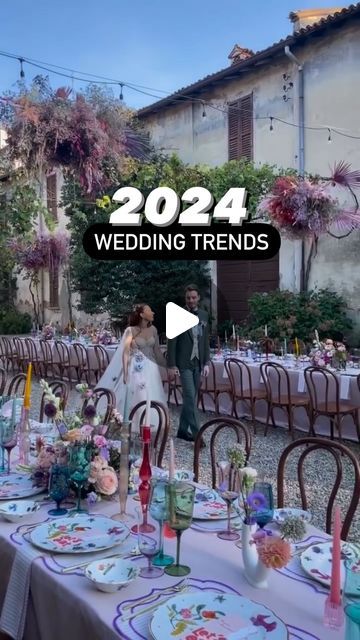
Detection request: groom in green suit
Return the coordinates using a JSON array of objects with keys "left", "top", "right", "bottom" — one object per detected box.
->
[{"left": 167, "top": 284, "right": 210, "bottom": 444}]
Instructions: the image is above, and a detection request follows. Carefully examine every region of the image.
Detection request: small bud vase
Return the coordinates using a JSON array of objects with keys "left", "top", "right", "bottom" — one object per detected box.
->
[{"left": 241, "top": 521, "right": 271, "bottom": 589}]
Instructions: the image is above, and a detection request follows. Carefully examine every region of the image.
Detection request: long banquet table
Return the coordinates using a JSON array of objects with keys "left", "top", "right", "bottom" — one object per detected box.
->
[{"left": 0, "top": 490, "right": 347, "bottom": 640}]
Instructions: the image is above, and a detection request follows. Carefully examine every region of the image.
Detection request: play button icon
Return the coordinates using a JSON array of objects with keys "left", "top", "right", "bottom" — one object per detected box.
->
[{"left": 166, "top": 302, "right": 199, "bottom": 339}]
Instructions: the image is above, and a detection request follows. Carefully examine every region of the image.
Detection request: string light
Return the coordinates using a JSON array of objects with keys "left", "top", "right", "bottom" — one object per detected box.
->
[{"left": 0, "top": 48, "right": 359, "bottom": 140}]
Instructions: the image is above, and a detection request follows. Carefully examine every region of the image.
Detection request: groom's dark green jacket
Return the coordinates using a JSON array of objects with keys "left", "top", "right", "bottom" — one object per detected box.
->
[{"left": 166, "top": 308, "right": 210, "bottom": 369}]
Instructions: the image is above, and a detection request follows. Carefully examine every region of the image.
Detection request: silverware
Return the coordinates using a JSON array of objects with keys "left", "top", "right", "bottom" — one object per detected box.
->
[
  {"left": 121, "top": 581, "right": 186, "bottom": 611},
  {"left": 121, "top": 586, "right": 189, "bottom": 622},
  {"left": 61, "top": 551, "right": 127, "bottom": 573}
]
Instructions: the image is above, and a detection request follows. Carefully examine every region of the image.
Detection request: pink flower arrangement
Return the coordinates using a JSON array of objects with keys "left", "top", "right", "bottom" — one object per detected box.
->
[{"left": 95, "top": 467, "right": 118, "bottom": 496}]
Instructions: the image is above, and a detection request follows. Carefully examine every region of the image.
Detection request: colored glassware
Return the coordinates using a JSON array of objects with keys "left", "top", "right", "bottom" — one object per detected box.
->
[
  {"left": 48, "top": 464, "right": 70, "bottom": 516},
  {"left": 136, "top": 507, "right": 163, "bottom": 578},
  {"left": 68, "top": 443, "right": 91, "bottom": 513},
  {"left": 149, "top": 478, "right": 174, "bottom": 567},
  {"left": 131, "top": 425, "right": 154, "bottom": 534},
  {"left": 164, "top": 481, "right": 195, "bottom": 577},
  {"left": 0, "top": 417, "right": 17, "bottom": 474},
  {"left": 252, "top": 482, "right": 274, "bottom": 529}
]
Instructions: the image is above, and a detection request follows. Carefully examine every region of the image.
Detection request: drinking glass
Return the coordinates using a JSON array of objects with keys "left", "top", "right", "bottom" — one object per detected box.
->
[
  {"left": 216, "top": 465, "right": 240, "bottom": 541},
  {"left": 149, "top": 478, "right": 174, "bottom": 567},
  {"left": 68, "top": 443, "right": 91, "bottom": 513},
  {"left": 0, "top": 418, "right": 17, "bottom": 474},
  {"left": 164, "top": 481, "right": 195, "bottom": 577},
  {"left": 136, "top": 507, "right": 163, "bottom": 578},
  {"left": 48, "top": 464, "right": 70, "bottom": 516},
  {"left": 252, "top": 482, "right": 274, "bottom": 529}
]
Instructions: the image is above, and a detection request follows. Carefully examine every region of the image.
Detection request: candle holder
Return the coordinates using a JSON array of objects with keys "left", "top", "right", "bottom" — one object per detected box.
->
[
  {"left": 112, "top": 421, "right": 134, "bottom": 523},
  {"left": 323, "top": 595, "right": 344, "bottom": 630},
  {"left": 131, "top": 425, "right": 155, "bottom": 534}
]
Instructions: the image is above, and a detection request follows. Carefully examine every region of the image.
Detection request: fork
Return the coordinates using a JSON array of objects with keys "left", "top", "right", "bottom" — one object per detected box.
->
[
  {"left": 121, "top": 585, "right": 190, "bottom": 622},
  {"left": 121, "top": 581, "right": 186, "bottom": 611}
]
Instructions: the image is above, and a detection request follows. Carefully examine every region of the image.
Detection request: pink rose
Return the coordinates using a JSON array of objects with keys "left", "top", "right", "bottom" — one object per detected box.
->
[
  {"left": 95, "top": 467, "right": 118, "bottom": 496},
  {"left": 93, "top": 435, "right": 107, "bottom": 448},
  {"left": 89, "top": 455, "right": 108, "bottom": 484},
  {"left": 80, "top": 424, "right": 94, "bottom": 437}
]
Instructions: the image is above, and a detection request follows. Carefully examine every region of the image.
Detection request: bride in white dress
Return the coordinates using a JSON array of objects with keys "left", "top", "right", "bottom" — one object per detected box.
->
[{"left": 97, "top": 304, "right": 167, "bottom": 424}]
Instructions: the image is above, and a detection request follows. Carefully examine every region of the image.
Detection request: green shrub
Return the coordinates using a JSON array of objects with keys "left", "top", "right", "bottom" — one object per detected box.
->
[
  {"left": 0, "top": 309, "right": 32, "bottom": 334},
  {"left": 245, "top": 289, "right": 352, "bottom": 343}
]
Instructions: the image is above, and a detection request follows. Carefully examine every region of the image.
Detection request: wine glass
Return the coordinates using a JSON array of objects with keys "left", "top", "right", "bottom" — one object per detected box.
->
[
  {"left": 135, "top": 507, "right": 163, "bottom": 578},
  {"left": 68, "top": 443, "right": 91, "bottom": 513},
  {"left": 0, "top": 418, "right": 17, "bottom": 474},
  {"left": 149, "top": 478, "right": 174, "bottom": 567},
  {"left": 216, "top": 465, "right": 240, "bottom": 541},
  {"left": 251, "top": 482, "right": 274, "bottom": 529},
  {"left": 164, "top": 481, "right": 195, "bottom": 577},
  {"left": 48, "top": 464, "right": 70, "bottom": 516}
]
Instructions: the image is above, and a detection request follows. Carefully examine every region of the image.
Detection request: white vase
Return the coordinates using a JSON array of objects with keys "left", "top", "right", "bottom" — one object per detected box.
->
[{"left": 241, "top": 522, "right": 271, "bottom": 589}]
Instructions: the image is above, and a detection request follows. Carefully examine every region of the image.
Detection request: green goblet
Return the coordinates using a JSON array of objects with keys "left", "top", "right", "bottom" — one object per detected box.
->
[{"left": 164, "top": 481, "right": 195, "bottom": 577}]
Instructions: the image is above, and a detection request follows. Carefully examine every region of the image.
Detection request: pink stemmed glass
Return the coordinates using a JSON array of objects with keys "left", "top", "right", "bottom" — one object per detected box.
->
[{"left": 0, "top": 419, "right": 17, "bottom": 474}]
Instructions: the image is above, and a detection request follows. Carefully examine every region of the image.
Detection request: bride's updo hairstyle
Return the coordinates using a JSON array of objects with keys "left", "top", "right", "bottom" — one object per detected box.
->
[{"left": 128, "top": 304, "right": 151, "bottom": 327}]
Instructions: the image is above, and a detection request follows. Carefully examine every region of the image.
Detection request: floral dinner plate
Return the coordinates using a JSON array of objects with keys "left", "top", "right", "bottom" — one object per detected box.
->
[
  {"left": 273, "top": 508, "right": 311, "bottom": 524},
  {"left": 192, "top": 496, "right": 237, "bottom": 520},
  {"left": 300, "top": 541, "right": 360, "bottom": 588},
  {"left": 30, "top": 514, "right": 130, "bottom": 554},
  {"left": 0, "top": 474, "right": 44, "bottom": 500},
  {"left": 149, "top": 592, "right": 288, "bottom": 639}
]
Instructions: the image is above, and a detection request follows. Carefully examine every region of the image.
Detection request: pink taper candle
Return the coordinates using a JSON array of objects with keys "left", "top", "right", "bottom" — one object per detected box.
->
[
  {"left": 330, "top": 505, "right": 342, "bottom": 605},
  {"left": 169, "top": 438, "right": 175, "bottom": 481}
]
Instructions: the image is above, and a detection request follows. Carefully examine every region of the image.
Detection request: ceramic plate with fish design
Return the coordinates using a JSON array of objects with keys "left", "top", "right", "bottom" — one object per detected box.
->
[
  {"left": 192, "top": 496, "right": 237, "bottom": 520},
  {"left": 150, "top": 592, "right": 288, "bottom": 639},
  {"left": 30, "top": 514, "right": 130, "bottom": 554},
  {"left": 300, "top": 541, "right": 360, "bottom": 588},
  {"left": 273, "top": 508, "right": 311, "bottom": 524}
]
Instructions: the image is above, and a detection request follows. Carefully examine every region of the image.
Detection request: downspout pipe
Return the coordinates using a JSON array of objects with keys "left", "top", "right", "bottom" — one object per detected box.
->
[{"left": 284, "top": 45, "right": 306, "bottom": 291}]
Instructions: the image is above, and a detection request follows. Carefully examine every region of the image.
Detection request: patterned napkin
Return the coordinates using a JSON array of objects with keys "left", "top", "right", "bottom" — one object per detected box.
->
[{"left": 0, "top": 544, "right": 39, "bottom": 639}]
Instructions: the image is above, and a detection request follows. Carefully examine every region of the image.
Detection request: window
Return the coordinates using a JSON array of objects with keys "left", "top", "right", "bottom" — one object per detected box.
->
[
  {"left": 49, "top": 265, "right": 59, "bottom": 308},
  {"left": 46, "top": 173, "right": 58, "bottom": 220},
  {"left": 228, "top": 93, "right": 253, "bottom": 161}
]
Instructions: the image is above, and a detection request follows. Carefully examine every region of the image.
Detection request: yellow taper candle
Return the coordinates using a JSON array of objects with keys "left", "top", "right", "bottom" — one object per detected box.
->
[
  {"left": 23, "top": 363, "right": 32, "bottom": 409},
  {"left": 294, "top": 338, "right": 299, "bottom": 357}
]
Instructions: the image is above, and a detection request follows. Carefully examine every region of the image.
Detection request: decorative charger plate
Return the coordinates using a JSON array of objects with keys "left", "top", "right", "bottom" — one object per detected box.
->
[
  {"left": 30, "top": 514, "right": 130, "bottom": 554},
  {"left": 192, "top": 496, "right": 237, "bottom": 520},
  {"left": 300, "top": 541, "right": 360, "bottom": 588},
  {"left": 273, "top": 508, "right": 311, "bottom": 524},
  {"left": 0, "top": 474, "right": 44, "bottom": 500},
  {"left": 149, "top": 592, "right": 288, "bottom": 639}
]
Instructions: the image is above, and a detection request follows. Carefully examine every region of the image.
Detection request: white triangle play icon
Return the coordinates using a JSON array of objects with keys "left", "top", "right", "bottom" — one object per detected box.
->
[{"left": 166, "top": 302, "right": 199, "bottom": 339}]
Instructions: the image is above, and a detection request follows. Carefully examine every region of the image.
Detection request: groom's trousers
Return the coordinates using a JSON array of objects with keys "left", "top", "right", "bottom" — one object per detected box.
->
[{"left": 178, "top": 360, "right": 201, "bottom": 438}]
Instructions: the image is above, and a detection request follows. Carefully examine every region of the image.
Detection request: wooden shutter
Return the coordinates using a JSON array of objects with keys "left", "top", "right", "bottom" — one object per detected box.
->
[
  {"left": 49, "top": 265, "right": 59, "bottom": 308},
  {"left": 46, "top": 174, "right": 58, "bottom": 220},
  {"left": 228, "top": 93, "right": 253, "bottom": 161}
]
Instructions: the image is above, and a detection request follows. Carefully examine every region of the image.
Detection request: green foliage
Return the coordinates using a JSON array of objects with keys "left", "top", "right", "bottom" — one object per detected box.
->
[
  {"left": 0, "top": 309, "right": 32, "bottom": 334},
  {"left": 245, "top": 288, "right": 352, "bottom": 342}
]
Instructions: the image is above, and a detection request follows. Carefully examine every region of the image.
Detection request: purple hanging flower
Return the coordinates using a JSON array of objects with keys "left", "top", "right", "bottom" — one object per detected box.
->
[
  {"left": 83, "top": 404, "right": 97, "bottom": 420},
  {"left": 44, "top": 402, "right": 57, "bottom": 419}
]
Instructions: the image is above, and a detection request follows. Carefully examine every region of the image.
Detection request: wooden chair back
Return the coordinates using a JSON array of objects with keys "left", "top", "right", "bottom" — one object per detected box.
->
[
  {"left": 277, "top": 437, "right": 360, "bottom": 540},
  {"left": 193, "top": 417, "right": 252, "bottom": 487}
]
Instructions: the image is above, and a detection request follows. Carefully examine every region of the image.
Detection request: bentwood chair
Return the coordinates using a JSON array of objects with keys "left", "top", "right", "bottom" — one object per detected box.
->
[
  {"left": 224, "top": 358, "right": 268, "bottom": 433},
  {"left": 6, "top": 373, "right": 27, "bottom": 397},
  {"left": 277, "top": 437, "right": 360, "bottom": 540},
  {"left": 304, "top": 366, "right": 360, "bottom": 442},
  {"left": 24, "top": 338, "right": 42, "bottom": 377},
  {"left": 193, "top": 417, "right": 252, "bottom": 488},
  {"left": 53, "top": 341, "right": 73, "bottom": 384},
  {"left": 0, "top": 367, "right": 6, "bottom": 396},
  {"left": 198, "top": 360, "right": 232, "bottom": 414},
  {"left": 93, "top": 345, "right": 110, "bottom": 379},
  {"left": 81, "top": 387, "right": 116, "bottom": 426},
  {"left": 260, "top": 361, "right": 310, "bottom": 440},
  {"left": 129, "top": 400, "right": 170, "bottom": 468},
  {"left": 39, "top": 380, "right": 70, "bottom": 422}
]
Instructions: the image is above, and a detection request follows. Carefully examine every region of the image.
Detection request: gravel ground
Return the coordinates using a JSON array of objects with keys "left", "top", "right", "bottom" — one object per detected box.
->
[{"left": 23, "top": 376, "right": 360, "bottom": 544}]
